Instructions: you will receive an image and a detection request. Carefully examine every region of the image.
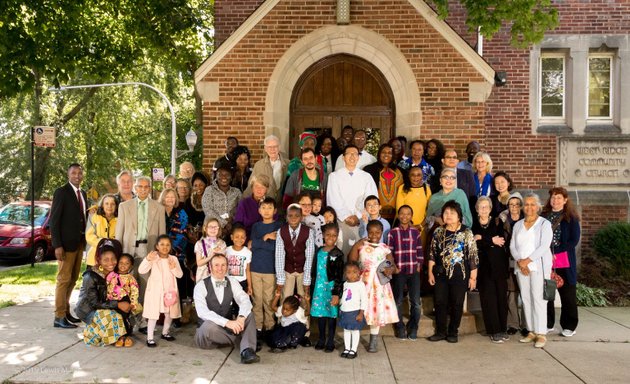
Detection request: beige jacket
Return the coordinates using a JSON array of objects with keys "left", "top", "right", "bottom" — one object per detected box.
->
[{"left": 115, "top": 198, "right": 166, "bottom": 255}]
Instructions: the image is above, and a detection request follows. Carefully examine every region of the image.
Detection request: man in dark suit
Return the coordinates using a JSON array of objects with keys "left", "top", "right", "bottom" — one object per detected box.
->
[
  {"left": 442, "top": 149, "right": 476, "bottom": 199},
  {"left": 50, "top": 163, "right": 87, "bottom": 329}
]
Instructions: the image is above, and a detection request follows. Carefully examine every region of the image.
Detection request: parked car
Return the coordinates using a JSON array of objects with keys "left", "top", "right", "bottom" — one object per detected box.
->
[{"left": 0, "top": 201, "right": 53, "bottom": 262}]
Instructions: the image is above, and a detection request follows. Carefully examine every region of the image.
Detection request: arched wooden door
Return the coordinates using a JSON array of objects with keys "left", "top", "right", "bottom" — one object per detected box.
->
[{"left": 289, "top": 54, "right": 395, "bottom": 158}]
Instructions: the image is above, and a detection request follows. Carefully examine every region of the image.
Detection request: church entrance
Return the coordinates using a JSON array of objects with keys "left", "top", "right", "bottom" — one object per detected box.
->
[{"left": 289, "top": 54, "right": 395, "bottom": 158}]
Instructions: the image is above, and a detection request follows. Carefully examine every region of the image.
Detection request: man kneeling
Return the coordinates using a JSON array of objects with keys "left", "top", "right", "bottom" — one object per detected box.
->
[{"left": 194, "top": 254, "right": 260, "bottom": 364}]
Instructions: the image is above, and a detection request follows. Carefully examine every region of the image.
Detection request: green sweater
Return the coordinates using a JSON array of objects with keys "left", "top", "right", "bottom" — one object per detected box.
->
[{"left": 426, "top": 188, "right": 473, "bottom": 227}]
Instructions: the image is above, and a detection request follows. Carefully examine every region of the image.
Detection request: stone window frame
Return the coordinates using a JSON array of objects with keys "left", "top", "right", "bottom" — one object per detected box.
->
[
  {"left": 530, "top": 35, "right": 630, "bottom": 135},
  {"left": 587, "top": 53, "right": 614, "bottom": 121},
  {"left": 539, "top": 53, "right": 567, "bottom": 123}
]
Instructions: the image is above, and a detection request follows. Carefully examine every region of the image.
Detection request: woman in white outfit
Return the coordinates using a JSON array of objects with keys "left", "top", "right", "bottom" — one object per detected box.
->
[{"left": 509, "top": 193, "right": 553, "bottom": 348}]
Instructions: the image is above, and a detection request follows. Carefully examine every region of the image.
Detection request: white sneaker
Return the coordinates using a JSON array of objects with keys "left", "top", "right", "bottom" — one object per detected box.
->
[
  {"left": 561, "top": 329, "right": 576, "bottom": 337},
  {"left": 547, "top": 327, "right": 556, "bottom": 333}
]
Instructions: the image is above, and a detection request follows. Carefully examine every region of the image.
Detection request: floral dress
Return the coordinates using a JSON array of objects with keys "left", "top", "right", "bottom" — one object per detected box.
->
[
  {"left": 359, "top": 242, "right": 399, "bottom": 326},
  {"left": 310, "top": 249, "right": 338, "bottom": 318}
]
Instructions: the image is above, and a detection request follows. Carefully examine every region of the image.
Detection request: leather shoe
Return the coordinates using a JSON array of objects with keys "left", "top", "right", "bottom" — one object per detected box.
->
[
  {"left": 54, "top": 317, "right": 78, "bottom": 329},
  {"left": 65, "top": 313, "right": 81, "bottom": 323},
  {"left": 240, "top": 348, "right": 260, "bottom": 364},
  {"left": 427, "top": 333, "right": 446, "bottom": 342}
]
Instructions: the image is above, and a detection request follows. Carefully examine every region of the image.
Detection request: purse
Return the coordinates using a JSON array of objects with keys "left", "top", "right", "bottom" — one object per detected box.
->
[
  {"left": 553, "top": 251, "right": 570, "bottom": 269},
  {"left": 551, "top": 269, "right": 564, "bottom": 289},
  {"left": 161, "top": 259, "right": 179, "bottom": 307},
  {"left": 543, "top": 278, "right": 557, "bottom": 301}
]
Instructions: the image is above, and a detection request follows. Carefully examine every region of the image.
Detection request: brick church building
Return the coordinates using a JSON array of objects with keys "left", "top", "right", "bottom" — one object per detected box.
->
[{"left": 195, "top": 0, "right": 630, "bottom": 256}]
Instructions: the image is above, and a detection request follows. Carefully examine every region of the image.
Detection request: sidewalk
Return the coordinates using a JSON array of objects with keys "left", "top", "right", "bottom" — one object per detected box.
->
[{"left": 1, "top": 294, "right": 629, "bottom": 383}]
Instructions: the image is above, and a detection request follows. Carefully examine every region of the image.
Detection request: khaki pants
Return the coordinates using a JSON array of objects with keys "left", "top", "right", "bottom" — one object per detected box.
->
[
  {"left": 282, "top": 271, "right": 305, "bottom": 300},
  {"left": 55, "top": 244, "right": 85, "bottom": 318},
  {"left": 251, "top": 272, "right": 276, "bottom": 331}
]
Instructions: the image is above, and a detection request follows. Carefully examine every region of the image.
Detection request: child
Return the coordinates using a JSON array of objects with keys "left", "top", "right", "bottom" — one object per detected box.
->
[
  {"left": 269, "top": 294, "right": 308, "bottom": 352},
  {"left": 339, "top": 261, "right": 367, "bottom": 359},
  {"left": 387, "top": 205, "right": 424, "bottom": 340},
  {"left": 225, "top": 223, "right": 252, "bottom": 293},
  {"left": 275, "top": 203, "right": 315, "bottom": 346},
  {"left": 139, "top": 235, "right": 183, "bottom": 347},
  {"left": 322, "top": 207, "right": 344, "bottom": 252},
  {"left": 311, "top": 195, "right": 323, "bottom": 217},
  {"left": 359, "top": 195, "right": 391, "bottom": 243},
  {"left": 194, "top": 217, "right": 227, "bottom": 282},
  {"left": 311, "top": 223, "right": 345, "bottom": 352},
  {"left": 249, "top": 197, "right": 282, "bottom": 349},
  {"left": 106, "top": 253, "right": 141, "bottom": 347},
  {"left": 348, "top": 220, "right": 399, "bottom": 353},
  {"left": 297, "top": 192, "right": 324, "bottom": 247}
]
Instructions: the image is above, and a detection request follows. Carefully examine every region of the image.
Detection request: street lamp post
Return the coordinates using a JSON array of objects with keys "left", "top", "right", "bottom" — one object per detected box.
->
[{"left": 49, "top": 82, "right": 179, "bottom": 174}]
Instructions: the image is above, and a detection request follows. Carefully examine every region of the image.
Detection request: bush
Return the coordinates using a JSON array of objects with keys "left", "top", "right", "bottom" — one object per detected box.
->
[
  {"left": 591, "top": 222, "right": 630, "bottom": 278},
  {"left": 576, "top": 283, "right": 609, "bottom": 307}
]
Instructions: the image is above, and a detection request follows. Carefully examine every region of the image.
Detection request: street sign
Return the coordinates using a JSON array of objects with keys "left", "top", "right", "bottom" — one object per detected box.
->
[
  {"left": 33, "top": 126, "right": 56, "bottom": 147},
  {"left": 152, "top": 168, "right": 165, "bottom": 181}
]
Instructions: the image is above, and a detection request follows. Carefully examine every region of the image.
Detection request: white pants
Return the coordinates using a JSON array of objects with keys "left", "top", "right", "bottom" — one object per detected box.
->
[{"left": 516, "top": 268, "right": 547, "bottom": 335}]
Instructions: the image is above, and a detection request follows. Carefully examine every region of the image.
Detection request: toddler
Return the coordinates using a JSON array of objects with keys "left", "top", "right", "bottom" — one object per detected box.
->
[
  {"left": 269, "top": 294, "right": 308, "bottom": 352},
  {"left": 339, "top": 261, "right": 367, "bottom": 359},
  {"left": 106, "top": 253, "right": 140, "bottom": 347}
]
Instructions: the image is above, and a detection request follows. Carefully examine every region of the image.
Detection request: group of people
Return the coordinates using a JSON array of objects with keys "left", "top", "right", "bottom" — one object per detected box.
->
[{"left": 48, "top": 126, "right": 581, "bottom": 365}]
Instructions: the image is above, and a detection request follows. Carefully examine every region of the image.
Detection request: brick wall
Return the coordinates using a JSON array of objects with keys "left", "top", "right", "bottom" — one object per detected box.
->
[
  {"left": 204, "top": 0, "right": 486, "bottom": 169},
  {"left": 580, "top": 205, "right": 629, "bottom": 258},
  {"left": 214, "top": 0, "right": 265, "bottom": 46}
]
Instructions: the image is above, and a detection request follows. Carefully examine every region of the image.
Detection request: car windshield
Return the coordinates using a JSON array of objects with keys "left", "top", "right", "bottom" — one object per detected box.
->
[{"left": 0, "top": 204, "right": 49, "bottom": 226}]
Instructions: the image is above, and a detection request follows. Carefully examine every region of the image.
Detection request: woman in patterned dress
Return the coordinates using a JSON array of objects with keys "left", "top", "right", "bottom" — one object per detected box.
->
[
  {"left": 348, "top": 220, "right": 398, "bottom": 353},
  {"left": 363, "top": 143, "right": 405, "bottom": 223},
  {"left": 75, "top": 239, "right": 129, "bottom": 347}
]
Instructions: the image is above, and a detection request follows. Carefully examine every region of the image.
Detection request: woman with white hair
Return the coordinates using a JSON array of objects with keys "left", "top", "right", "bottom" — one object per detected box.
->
[{"left": 509, "top": 193, "right": 553, "bottom": 348}]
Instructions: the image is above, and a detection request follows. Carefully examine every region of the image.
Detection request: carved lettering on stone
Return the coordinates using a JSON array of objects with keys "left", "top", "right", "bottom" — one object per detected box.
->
[{"left": 559, "top": 138, "right": 630, "bottom": 186}]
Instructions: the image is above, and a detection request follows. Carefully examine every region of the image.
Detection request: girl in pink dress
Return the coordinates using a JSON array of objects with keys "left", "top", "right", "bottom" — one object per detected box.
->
[
  {"left": 139, "top": 235, "right": 183, "bottom": 347},
  {"left": 348, "top": 220, "right": 398, "bottom": 353}
]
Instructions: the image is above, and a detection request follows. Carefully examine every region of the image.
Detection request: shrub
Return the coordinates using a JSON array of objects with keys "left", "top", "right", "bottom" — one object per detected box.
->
[
  {"left": 576, "top": 283, "right": 609, "bottom": 307},
  {"left": 591, "top": 222, "right": 630, "bottom": 278}
]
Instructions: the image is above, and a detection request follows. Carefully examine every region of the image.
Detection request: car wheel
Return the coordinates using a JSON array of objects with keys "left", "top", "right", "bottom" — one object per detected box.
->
[{"left": 32, "top": 243, "right": 47, "bottom": 263}]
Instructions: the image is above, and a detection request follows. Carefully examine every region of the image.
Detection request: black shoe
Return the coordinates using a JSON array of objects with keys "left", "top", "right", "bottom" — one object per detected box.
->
[
  {"left": 446, "top": 335, "right": 458, "bottom": 343},
  {"left": 241, "top": 348, "right": 260, "bottom": 364},
  {"left": 324, "top": 344, "right": 335, "bottom": 353},
  {"left": 395, "top": 327, "right": 407, "bottom": 340},
  {"left": 427, "top": 333, "right": 446, "bottom": 342},
  {"left": 520, "top": 328, "right": 530, "bottom": 337},
  {"left": 507, "top": 327, "right": 518, "bottom": 335},
  {"left": 65, "top": 313, "right": 81, "bottom": 323},
  {"left": 340, "top": 349, "right": 350, "bottom": 358},
  {"left": 270, "top": 347, "right": 287, "bottom": 353},
  {"left": 347, "top": 350, "right": 357, "bottom": 359},
  {"left": 300, "top": 338, "right": 312, "bottom": 347},
  {"left": 314, "top": 340, "right": 325, "bottom": 350},
  {"left": 54, "top": 317, "right": 78, "bottom": 329},
  {"left": 161, "top": 333, "right": 176, "bottom": 341},
  {"left": 146, "top": 339, "right": 157, "bottom": 348},
  {"left": 172, "top": 319, "right": 182, "bottom": 329},
  {"left": 139, "top": 327, "right": 148, "bottom": 335},
  {"left": 256, "top": 330, "right": 263, "bottom": 352}
]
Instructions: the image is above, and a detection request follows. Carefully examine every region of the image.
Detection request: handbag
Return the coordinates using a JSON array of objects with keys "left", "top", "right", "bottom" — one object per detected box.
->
[
  {"left": 161, "top": 259, "right": 179, "bottom": 307},
  {"left": 553, "top": 251, "right": 570, "bottom": 269},
  {"left": 543, "top": 278, "right": 557, "bottom": 301}
]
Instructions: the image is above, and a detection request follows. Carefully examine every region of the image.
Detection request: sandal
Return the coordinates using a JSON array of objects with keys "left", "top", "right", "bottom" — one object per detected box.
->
[
  {"left": 114, "top": 337, "right": 125, "bottom": 348},
  {"left": 124, "top": 336, "right": 134, "bottom": 347}
]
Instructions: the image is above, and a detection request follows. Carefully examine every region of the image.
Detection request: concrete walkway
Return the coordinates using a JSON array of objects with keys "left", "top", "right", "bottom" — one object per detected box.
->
[{"left": 1, "top": 294, "right": 629, "bottom": 383}]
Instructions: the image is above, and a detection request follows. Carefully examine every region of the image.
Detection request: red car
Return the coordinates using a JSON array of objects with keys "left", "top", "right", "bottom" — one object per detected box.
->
[{"left": 0, "top": 201, "right": 53, "bottom": 263}]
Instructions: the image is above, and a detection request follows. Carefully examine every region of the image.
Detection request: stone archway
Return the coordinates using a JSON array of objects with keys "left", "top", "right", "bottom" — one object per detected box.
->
[{"left": 264, "top": 25, "right": 421, "bottom": 154}]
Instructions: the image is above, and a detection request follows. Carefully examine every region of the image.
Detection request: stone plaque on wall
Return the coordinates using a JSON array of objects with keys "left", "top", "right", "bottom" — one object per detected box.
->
[{"left": 559, "top": 138, "right": 630, "bottom": 186}]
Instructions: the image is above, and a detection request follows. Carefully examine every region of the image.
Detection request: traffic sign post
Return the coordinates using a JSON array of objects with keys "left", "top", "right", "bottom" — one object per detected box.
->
[{"left": 33, "top": 126, "right": 56, "bottom": 147}]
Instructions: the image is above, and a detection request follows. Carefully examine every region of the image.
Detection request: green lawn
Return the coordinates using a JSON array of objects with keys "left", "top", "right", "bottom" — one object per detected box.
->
[{"left": 0, "top": 261, "right": 86, "bottom": 308}]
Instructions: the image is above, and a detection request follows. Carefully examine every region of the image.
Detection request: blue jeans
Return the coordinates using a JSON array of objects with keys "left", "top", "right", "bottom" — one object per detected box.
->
[{"left": 391, "top": 272, "right": 421, "bottom": 332}]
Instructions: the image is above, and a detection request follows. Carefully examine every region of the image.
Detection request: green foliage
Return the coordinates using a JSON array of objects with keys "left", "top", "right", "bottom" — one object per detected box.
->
[
  {"left": 576, "top": 283, "right": 609, "bottom": 307},
  {"left": 430, "top": 0, "right": 559, "bottom": 47},
  {"left": 592, "top": 222, "right": 630, "bottom": 279}
]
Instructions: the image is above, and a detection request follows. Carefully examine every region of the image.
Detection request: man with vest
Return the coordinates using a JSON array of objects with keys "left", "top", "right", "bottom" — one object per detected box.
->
[{"left": 194, "top": 254, "right": 260, "bottom": 364}]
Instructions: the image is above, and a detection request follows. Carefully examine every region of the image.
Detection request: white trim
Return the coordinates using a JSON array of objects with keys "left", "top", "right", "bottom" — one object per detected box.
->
[
  {"left": 194, "top": 0, "right": 282, "bottom": 84},
  {"left": 194, "top": 0, "right": 495, "bottom": 85},
  {"left": 539, "top": 54, "right": 566, "bottom": 121},
  {"left": 587, "top": 54, "right": 614, "bottom": 121}
]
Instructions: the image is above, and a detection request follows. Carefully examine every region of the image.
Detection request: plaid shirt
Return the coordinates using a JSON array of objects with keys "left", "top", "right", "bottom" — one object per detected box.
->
[{"left": 387, "top": 226, "right": 423, "bottom": 274}]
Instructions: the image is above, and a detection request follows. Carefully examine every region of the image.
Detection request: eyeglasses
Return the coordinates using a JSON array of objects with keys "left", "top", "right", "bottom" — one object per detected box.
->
[
  {"left": 441, "top": 175, "right": 456, "bottom": 180},
  {"left": 444, "top": 156, "right": 458, "bottom": 159},
  {"left": 207, "top": 225, "right": 220, "bottom": 229}
]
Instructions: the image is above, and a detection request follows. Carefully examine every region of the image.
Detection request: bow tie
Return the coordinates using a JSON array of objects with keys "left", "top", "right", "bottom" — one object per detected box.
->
[{"left": 215, "top": 280, "right": 228, "bottom": 288}]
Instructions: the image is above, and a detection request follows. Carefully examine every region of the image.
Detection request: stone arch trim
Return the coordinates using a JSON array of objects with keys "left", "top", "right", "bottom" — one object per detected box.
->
[{"left": 264, "top": 25, "right": 421, "bottom": 152}]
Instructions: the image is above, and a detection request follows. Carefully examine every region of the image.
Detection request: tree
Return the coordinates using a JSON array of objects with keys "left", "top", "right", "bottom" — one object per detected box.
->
[
  {"left": 429, "top": 0, "right": 559, "bottom": 47},
  {"left": 0, "top": 0, "right": 213, "bottom": 199}
]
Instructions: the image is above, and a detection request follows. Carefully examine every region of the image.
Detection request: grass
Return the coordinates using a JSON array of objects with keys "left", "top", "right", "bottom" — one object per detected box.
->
[{"left": 0, "top": 261, "right": 86, "bottom": 308}]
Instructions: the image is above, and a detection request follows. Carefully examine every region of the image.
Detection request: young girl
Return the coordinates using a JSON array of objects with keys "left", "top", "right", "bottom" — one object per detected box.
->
[
  {"left": 322, "top": 207, "right": 344, "bottom": 252},
  {"left": 139, "top": 235, "right": 183, "bottom": 347},
  {"left": 348, "top": 220, "right": 399, "bottom": 353},
  {"left": 298, "top": 192, "right": 324, "bottom": 247},
  {"left": 194, "top": 217, "right": 227, "bottom": 282},
  {"left": 339, "top": 261, "right": 367, "bottom": 359},
  {"left": 311, "top": 223, "right": 345, "bottom": 352},
  {"left": 106, "top": 253, "right": 141, "bottom": 347},
  {"left": 311, "top": 196, "right": 323, "bottom": 216},
  {"left": 225, "top": 224, "right": 252, "bottom": 293},
  {"left": 269, "top": 294, "right": 308, "bottom": 352}
]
